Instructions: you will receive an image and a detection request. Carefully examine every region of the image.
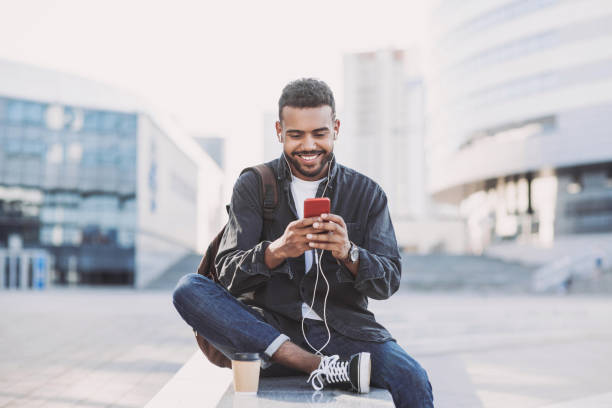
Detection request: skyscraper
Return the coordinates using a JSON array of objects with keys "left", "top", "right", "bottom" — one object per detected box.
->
[
  {"left": 341, "top": 49, "right": 467, "bottom": 252},
  {"left": 342, "top": 49, "right": 427, "bottom": 221}
]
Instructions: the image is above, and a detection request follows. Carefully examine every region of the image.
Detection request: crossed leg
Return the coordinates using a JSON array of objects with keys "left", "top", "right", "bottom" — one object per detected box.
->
[{"left": 172, "top": 273, "right": 320, "bottom": 373}]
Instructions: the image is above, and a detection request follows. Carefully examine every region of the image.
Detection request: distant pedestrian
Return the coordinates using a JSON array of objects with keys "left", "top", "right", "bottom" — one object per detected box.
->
[{"left": 561, "top": 274, "right": 573, "bottom": 294}]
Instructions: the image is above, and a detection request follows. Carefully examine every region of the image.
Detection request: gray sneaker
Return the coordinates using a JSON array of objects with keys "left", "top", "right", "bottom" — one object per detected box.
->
[{"left": 307, "top": 352, "right": 371, "bottom": 393}]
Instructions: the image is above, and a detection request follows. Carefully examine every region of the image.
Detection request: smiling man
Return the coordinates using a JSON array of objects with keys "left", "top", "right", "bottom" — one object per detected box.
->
[{"left": 173, "top": 79, "right": 433, "bottom": 407}]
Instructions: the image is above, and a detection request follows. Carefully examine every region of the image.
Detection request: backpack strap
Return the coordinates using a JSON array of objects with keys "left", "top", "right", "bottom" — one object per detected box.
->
[{"left": 240, "top": 163, "right": 279, "bottom": 221}]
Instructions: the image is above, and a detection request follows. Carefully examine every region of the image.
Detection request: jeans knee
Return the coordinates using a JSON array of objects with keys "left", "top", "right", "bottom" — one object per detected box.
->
[
  {"left": 415, "top": 365, "right": 431, "bottom": 390},
  {"left": 410, "top": 364, "right": 433, "bottom": 403},
  {"left": 398, "top": 359, "right": 432, "bottom": 397},
  {"left": 172, "top": 273, "right": 204, "bottom": 312}
]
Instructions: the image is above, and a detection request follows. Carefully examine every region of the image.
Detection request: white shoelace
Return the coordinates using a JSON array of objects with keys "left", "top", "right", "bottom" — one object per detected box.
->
[{"left": 307, "top": 355, "right": 350, "bottom": 391}]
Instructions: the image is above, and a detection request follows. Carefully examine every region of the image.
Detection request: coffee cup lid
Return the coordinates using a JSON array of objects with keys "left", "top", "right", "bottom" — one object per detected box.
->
[{"left": 232, "top": 352, "right": 260, "bottom": 361}]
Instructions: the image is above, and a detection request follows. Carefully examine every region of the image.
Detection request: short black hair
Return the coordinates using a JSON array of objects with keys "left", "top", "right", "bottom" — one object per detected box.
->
[{"left": 278, "top": 78, "right": 336, "bottom": 121}]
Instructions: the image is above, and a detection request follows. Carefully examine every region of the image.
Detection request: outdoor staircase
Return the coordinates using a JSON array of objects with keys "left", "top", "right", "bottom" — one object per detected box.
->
[{"left": 144, "top": 253, "right": 203, "bottom": 290}]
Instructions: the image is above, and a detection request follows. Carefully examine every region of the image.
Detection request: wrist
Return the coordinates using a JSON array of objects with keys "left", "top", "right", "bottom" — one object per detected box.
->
[
  {"left": 340, "top": 246, "right": 351, "bottom": 263},
  {"left": 265, "top": 240, "right": 286, "bottom": 269}
]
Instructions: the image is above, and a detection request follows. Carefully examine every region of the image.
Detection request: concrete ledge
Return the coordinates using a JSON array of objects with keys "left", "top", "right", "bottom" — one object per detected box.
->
[
  {"left": 145, "top": 351, "right": 232, "bottom": 407},
  {"left": 218, "top": 376, "right": 393, "bottom": 407},
  {"left": 147, "top": 351, "right": 393, "bottom": 407}
]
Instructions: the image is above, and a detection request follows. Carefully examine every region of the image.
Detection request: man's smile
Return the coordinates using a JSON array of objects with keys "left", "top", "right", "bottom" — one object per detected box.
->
[{"left": 294, "top": 151, "right": 324, "bottom": 164}]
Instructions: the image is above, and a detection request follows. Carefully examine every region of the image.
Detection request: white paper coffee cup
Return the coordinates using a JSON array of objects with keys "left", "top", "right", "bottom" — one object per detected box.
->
[{"left": 231, "top": 352, "right": 261, "bottom": 394}]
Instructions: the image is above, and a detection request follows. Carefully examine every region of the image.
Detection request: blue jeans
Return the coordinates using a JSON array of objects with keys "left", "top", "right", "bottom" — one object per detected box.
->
[{"left": 173, "top": 273, "right": 433, "bottom": 408}]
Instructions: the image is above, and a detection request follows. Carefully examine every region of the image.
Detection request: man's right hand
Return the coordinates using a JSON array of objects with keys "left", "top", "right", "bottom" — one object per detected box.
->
[{"left": 265, "top": 217, "right": 321, "bottom": 269}]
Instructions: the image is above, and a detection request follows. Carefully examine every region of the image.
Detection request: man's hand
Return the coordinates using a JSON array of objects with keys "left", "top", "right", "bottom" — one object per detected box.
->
[
  {"left": 305, "top": 213, "right": 351, "bottom": 262},
  {"left": 265, "top": 217, "right": 320, "bottom": 269}
]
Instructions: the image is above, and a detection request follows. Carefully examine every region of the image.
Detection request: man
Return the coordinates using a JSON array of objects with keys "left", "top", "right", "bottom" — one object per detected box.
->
[{"left": 173, "top": 78, "right": 433, "bottom": 407}]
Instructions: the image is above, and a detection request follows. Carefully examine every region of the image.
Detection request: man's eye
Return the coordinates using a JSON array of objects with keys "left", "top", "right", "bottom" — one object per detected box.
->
[{"left": 314, "top": 134, "right": 325, "bottom": 137}]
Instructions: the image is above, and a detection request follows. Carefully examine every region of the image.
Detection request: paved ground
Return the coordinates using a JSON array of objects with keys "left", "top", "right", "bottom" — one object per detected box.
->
[
  {"left": 0, "top": 288, "right": 195, "bottom": 408},
  {"left": 369, "top": 293, "right": 612, "bottom": 407},
  {"left": 2, "top": 253, "right": 612, "bottom": 407}
]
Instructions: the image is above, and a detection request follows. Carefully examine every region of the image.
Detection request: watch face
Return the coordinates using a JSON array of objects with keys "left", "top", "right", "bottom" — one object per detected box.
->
[{"left": 350, "top": 244, "right": 359, "bottom": 262}]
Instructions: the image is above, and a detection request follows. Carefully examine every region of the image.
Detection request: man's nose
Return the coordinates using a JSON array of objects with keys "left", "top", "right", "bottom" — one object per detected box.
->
[{"left": 303, "top": 134, "right": 317, "bottom": 150}]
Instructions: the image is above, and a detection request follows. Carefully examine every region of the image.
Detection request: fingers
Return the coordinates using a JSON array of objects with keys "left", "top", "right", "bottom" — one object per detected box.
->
[
  {"left": 306, "top": 231, "right": 342, "bottom": 244},
  {"left": 292, "top": 217, "right": 320, "bottom": 228},
  {"left": 320, "top": 213, "right": 346, "bottom": 228},
  {"left": 308, "top": 241, "right": 342, "bottom": 251},
  {"left": 292, "top": 215, "right": 345, "bottom": 230},
  {"left": 292, "top": 227, "right": 320, "bottom": 237},
  {"left": 312, "top": 220, "right": 344, "bottom": 234}
]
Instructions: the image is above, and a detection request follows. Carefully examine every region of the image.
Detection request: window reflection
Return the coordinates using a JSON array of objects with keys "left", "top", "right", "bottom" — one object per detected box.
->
[{"left": 0, "top": 95, "right": 139, "bottom": 283}]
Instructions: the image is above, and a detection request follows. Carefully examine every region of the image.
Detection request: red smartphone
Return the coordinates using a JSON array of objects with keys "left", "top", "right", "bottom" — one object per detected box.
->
[{"left": 304, "top": 197, "right": 330, "bottom": 218}]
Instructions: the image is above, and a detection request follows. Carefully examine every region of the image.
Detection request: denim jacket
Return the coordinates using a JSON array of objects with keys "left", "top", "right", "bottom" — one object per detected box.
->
[{"left": 215, "top": 156, "right": 401, "bottom": 342}]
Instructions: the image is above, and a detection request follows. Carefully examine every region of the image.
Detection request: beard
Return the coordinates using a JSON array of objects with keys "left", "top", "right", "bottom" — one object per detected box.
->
[{"left": 286, "top": 149, "right": 334, "bottom": 179}]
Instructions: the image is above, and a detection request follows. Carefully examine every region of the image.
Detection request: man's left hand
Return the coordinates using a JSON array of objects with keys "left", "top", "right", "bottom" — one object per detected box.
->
[{"left": 306, "top": 213, "right": 351, "bottom": 262}]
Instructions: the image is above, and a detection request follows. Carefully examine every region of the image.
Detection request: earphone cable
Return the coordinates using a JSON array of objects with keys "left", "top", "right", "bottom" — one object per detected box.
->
[{"left": 296, "top": 153, "right": 334, "bottom": 355}]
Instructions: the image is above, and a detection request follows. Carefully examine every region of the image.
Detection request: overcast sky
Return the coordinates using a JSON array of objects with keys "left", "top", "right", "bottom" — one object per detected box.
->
[{"left": 0, "top": 0, "right": 428, "bottom": 177}]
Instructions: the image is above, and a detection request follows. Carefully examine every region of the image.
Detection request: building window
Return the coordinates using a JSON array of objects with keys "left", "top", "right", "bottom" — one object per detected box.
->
[{"left": 567, "top": 172, "right": 582, "bottom": 195}]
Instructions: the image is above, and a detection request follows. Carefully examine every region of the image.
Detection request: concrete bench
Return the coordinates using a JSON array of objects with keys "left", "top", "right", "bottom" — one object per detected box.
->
[{"left": 146, "top": 351, "right": 393, "bottom": 407}]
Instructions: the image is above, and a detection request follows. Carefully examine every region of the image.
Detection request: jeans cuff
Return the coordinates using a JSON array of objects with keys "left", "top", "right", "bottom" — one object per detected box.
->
[{"left": 261, "top": 334, "right": 290, "bottom": 369}]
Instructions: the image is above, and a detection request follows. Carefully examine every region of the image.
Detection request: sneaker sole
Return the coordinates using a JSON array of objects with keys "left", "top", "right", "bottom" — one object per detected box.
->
[{"left": 358, "top": 352, "right": 371, "bottom": 394}]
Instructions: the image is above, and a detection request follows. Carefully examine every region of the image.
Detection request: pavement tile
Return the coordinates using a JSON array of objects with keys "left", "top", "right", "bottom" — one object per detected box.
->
[
  {"left": 4, "top": 380, "right": 42, "bottom": 396},
  {"left": 1, "top": 289, "right": 195, "bottom": 406},
  {"left": 112, "top": 389, "right": 153, "bottom": 408},
  {"left": 39, "top": 402, "right": 77, "bottom": 408},
  {"left": 6, "top": 401, "right": 46, "bottom": 408},
  {"left": 0, "top": 395, "right": 17, "bottom": 407}
]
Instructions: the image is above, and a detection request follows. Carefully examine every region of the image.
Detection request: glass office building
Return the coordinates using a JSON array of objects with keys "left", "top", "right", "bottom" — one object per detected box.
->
[
  {"left": 0, "top": 60, "right": 224, "bottom": 287},
  {"left": 425, "top": 0, "right": 612, "bottom": 252},
  {"left": 0, "top": 97, "right": 138, "bottom": 284}
]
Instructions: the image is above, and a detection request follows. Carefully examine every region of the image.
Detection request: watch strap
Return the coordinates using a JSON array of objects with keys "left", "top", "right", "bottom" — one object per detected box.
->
[{"left": 344, "top": 241, "right": 357, "bottom": 264}]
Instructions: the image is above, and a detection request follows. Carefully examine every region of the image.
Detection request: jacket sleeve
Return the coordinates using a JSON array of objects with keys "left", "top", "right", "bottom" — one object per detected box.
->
[
  {"left": 215, "top": 170, "right": 292, "bottom": 295},
  {"left": 337, "top": 186, "right": 401, "bottom": 300}
]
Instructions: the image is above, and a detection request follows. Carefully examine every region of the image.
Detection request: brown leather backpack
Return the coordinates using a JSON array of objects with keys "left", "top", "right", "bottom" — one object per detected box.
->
[{"left": 193, "top": 163, "right": 278, "bottom": 368}]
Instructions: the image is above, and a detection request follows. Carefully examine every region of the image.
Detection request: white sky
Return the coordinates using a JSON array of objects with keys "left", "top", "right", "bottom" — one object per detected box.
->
[{"left": 0, "top": 0, "right": 428, "bottom": 178}]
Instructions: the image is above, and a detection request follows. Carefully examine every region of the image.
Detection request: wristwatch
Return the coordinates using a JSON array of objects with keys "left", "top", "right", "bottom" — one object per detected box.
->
[{"left": 345, "top": 242, "right": 359, "bottom": 264}]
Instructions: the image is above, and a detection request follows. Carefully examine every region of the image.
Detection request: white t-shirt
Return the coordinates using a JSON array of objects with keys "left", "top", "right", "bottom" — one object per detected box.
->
[{"left": 290, "top": 175, "right": 325, "bottom": 321}]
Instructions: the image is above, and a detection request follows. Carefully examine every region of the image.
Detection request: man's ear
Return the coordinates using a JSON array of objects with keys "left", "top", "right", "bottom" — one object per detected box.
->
[
  {"left": 333, "top": 118, "right": 341, "bottom": 140},
  {"left": 275, "top": 121, "right": 283, "bottom": 143}
]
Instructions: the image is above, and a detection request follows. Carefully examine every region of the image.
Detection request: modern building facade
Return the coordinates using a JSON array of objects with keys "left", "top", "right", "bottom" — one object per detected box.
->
[
  {"left": 262, "top": 111, "right": 281, "bottom": 163},
  {"left": 341, "top": 50, "right": 466, "bottom": 252},
  {"left": 425, "top": 0, "right": 612, "bottom": 252},
  {"left": 194, "top": 135, "right": 225, "bottom": 169},
  {"left": 342, "top": 49, "right": 427, "bottom": 219},
  {"left": 0, "top": 59, "right": 224, "bottom": 287}
]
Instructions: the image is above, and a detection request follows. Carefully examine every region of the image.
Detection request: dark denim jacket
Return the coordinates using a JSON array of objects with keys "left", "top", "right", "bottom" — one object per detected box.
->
[{"left": 215, "top": 156, "right": 401, "bottom": 342}]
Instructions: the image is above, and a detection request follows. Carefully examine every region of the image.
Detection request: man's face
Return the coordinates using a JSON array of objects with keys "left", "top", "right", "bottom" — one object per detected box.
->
[{"left": 276, "top": 105, "right": 340, "bottom": 181}]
